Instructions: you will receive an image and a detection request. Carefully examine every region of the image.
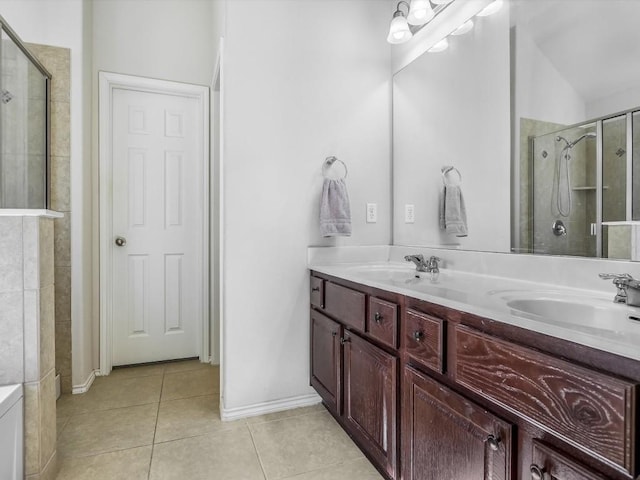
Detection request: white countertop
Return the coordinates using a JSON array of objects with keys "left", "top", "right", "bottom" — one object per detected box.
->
[{"left": 308, "top": 246, "right": 640, "bottom": 362}]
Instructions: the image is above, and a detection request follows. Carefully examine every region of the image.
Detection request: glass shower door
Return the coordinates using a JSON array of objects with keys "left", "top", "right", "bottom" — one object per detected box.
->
[
  {"left": 531, "top": 123, "right": 598, "bottom": 257},
  {"left": 0, "top": 25, "right": 49, "bottom": 208}
]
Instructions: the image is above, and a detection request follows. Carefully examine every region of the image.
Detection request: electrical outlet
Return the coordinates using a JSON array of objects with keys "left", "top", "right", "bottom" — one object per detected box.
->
[
  {"left": 405, "top": 204, "right": 415, "bottom": 223},
  {"left": 366, "top": 203, "right": 377, "bottom": 223}
]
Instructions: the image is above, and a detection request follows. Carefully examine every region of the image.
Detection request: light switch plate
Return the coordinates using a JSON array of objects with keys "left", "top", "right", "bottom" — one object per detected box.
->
[
  {"left": 405, "top": 204, "right": 415, "bottom": 223},
  {"left": 366, "top": 203, "right": 377, "bottom": 223}
]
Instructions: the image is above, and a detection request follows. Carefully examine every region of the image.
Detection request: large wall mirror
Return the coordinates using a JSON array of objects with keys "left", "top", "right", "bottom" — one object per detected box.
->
[{"left": 393, "top": 0, "right": 640, "bottom": 260}]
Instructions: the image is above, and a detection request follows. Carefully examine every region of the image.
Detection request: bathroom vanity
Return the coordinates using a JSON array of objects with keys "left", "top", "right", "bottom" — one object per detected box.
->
[{"left": 309, "top": 253, "right": 640, "bottom": 480}]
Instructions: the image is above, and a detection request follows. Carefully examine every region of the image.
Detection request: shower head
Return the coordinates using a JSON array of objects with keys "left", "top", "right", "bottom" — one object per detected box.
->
[{"left": 556, "top": 132, "right": 596, "bottom": 149}]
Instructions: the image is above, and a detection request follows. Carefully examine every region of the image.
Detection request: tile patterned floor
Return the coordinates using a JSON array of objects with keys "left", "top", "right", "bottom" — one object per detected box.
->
[{"left": 55, "top": 360, "right": 383, "bottom": 479}]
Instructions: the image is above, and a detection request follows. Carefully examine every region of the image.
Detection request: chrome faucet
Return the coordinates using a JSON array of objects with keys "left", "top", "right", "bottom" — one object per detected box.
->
[
  {"left": 599, "top": 273, "right": 640, "bottom": 306},
  {"left": 404, "top": 254, "right": 440, "bottom": 274}
]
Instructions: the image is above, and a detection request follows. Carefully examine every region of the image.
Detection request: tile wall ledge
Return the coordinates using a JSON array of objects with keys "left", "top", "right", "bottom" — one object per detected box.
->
[{"left": 0, "top": 209, "right": 64, "bottom": 218}]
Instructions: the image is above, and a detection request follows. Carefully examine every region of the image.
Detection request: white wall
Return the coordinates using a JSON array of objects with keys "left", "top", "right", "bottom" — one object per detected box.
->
[
  {"left": 514, "top": 25, "right": 586, "bottom": 127},
  {"left": 92, "top": 0, "right": 214, "bottom": 86},
  {"left": 393, "top": 5, "right": 511, "bottom": 252},
  {"left": 221, "top": 0, "right": 392, "bottom": 412},
  {"left": 0, "top": 0, "right": 95, "bottom": 389}
]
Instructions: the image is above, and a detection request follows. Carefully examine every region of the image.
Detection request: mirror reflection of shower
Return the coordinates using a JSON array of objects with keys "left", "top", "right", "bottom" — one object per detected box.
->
[
  {"left": 528, "top": 107, "right": 640, "bottom": 259},
  {"left": 554, "top": 132, "right": 597, "bottom": 217}
]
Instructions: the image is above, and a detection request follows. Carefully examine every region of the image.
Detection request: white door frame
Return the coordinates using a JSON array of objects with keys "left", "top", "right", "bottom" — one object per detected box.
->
[{"left": 98, "top": 72, "right": 210, "bottom": 375}]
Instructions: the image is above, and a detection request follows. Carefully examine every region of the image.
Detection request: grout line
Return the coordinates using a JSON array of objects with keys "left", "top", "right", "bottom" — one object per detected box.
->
[
  {"left": 148, "top": 370, "right": 165, "bottom": 480},
  {"left": 247, "top": 425, "right": 269, "bottom": 480}
]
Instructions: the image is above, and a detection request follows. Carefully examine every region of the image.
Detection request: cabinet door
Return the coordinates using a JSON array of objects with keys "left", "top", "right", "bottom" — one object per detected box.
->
[
  {"left": 310, "top": 310, "right": 341, "bottom": 414},
  {"left": 402, "top": 366, "right": 514, "bottom": 480},
  {"left": 530, "top": 441, "right": 609, "bottom": 480},
  {"left": 343, "top": 330, "right": 397, "bottom": 478}
]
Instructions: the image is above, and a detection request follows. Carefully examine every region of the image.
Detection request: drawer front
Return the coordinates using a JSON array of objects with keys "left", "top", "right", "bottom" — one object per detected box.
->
[
  {"left": 531, "top": 441, "right": 609, "bottom": 480},
  {"left": 455, "top": 325, "right": 637, "bottom": 475},
  {"left": 324, "top": 282, "right": 366, "bottom": 332},
  {"left": 368, "top": 297, "right": 398, "bottom": 349},
  {"left": 310, "top": 276, "right": 324, "bottom": 309},
  {"left": 404, "top": 309, "right": 444, "bottom": 374}
]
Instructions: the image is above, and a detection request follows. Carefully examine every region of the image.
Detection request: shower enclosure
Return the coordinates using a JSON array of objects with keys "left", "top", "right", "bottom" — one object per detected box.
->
[
  {"left": 529, "top": 107, "right": 640, "bottom": 259},
  {"left": 0, "top": 16, "right": 51, "bottom": 209}
]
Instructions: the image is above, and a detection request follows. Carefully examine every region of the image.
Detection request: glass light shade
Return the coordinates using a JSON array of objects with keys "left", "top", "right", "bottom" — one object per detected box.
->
[
  {"left": 428, "top": 38, "right": 449, "bottom": 53},
  {"left": 407, "top": 0, "right": 434, "bottom": 26},
  {"left": 477, "top": 0, "right": 503, "bottom": 17},
  {"left": 451, "top": 19, "right": 474, "bottom": 35},
  {"left": 387, "top": 14, "right": 413, "bottom": 44}
]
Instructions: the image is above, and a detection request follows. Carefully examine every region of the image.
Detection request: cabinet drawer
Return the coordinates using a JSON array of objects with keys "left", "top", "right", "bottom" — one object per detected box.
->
[
  {"left": 324, "top": 282, "right": 366, "bottom": 332},
  {"left": 531, "top": 441, "right": 609, "bottom": 480},
  {"left": 404, "top": 309, "right": 444, "bottom": 374},
  {"left": 310, "top": 276, "right": 324, "bottom": 309},
  {"left": 454, "top": 325, "right": 637, "bottom": 475},
  {"left": 367, "top": 297, "right": 398, "bottom": 349}
]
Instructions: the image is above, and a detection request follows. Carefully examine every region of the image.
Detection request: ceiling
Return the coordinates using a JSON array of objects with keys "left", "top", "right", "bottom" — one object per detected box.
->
[{"left": 512, "top": 0, "right": 640, "bottom": 104}]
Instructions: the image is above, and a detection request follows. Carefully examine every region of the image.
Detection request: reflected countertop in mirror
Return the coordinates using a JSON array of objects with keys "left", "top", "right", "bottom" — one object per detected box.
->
[{"left": 392, "top": 0, "right": 640, "bottom": 261}]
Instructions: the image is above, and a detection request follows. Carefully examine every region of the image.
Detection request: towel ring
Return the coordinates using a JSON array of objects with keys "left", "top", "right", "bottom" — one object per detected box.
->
[
  {"left": 441, "top": 166, "right": 462, "bottom": 186},
  {"left": 323, "top": 156, "right": 348, "bottom": 179}
]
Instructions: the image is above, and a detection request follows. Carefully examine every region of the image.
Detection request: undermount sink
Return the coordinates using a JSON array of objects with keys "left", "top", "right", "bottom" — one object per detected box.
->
[{"left": 493, "top": 291, "right": 640, "bottom": 338}]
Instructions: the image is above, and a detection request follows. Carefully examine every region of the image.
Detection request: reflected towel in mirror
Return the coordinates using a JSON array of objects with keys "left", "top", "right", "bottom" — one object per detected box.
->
[
  {"left": 439, "top": 185, "right": 468, "bottom": 237},
  {"left": 320, "top": 178, "right": 352, "bottom": 237}
]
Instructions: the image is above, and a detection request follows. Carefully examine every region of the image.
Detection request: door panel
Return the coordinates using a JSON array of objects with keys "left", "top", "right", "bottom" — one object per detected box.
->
[
  {"left": 111, "top": 88, "right": 202, "bottom": 366},
  {"left": 343, "top": 331, "right": 397, "bottom": 478},
  {"left": 310, "top": 310, "right": 341, "bottom": 414},
  {"left": 403, "top": 365, "right": 513, "bottom": 480}
]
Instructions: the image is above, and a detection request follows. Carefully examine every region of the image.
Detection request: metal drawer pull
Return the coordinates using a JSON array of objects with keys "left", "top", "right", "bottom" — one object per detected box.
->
[
  {"left": 340, "top": 337, "right": 350, "bottom": 345},
  {"left": 530, "top": 464, "right": 545, "bottom": 480},
  {"left": 374, "top": 312, "right": 383, "bottom": 323},
  {"left": 413, "top": 331, "right": 424, "bottom": 342},
  {"left": 486, "top": 435, "right": 500, "bottom": 451},
  {"left": 312, "top": 287, "right": 320, "bottom": 292}
]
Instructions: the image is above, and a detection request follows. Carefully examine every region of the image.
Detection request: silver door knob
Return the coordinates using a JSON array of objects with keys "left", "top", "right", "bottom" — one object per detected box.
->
[{"left": 115, "top": 236, "right": 127, "bottom": 247}]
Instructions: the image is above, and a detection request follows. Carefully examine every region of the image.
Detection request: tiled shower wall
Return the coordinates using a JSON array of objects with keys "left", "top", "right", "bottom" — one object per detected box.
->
[{"left": 27, "top": 43, "right": 72, "bottom": 393}]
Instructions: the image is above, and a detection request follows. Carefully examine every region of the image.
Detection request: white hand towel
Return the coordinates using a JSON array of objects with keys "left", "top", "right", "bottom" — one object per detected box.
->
[
  {"left": 440, "top": 185, "right": 468, "bottom": 237},
  {"left": 320, "top": 178, "right": 352, "bottom": 237}
]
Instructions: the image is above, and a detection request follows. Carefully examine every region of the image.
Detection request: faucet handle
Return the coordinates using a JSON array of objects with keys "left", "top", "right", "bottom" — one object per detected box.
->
[
  {"left": 599, "top": 273, "right": 633, "bottom": 280},
  {"left": 600, "top": 273, "right": 633, "bottom": 304}
]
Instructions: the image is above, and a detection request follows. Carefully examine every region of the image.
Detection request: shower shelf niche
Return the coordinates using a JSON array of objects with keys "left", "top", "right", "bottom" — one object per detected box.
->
[{"left": 571, "top": 186, "right": 609, "bottom": 191}]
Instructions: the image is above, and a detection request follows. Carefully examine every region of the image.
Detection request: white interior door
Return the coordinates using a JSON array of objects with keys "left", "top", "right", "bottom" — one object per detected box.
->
[{"left": 110, "top": 86, "right": 204, "bottom": 366}]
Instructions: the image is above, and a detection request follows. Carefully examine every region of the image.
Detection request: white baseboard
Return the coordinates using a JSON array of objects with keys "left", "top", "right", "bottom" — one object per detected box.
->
[
  {"left": 220, "top": 393, "right": 322, "bottom": 422},
  {"left": 72, "top": 370, "right": 97, "bottom": 394},
  {"left": 55, "top": 374, "right": 61, "bottom": 400}
]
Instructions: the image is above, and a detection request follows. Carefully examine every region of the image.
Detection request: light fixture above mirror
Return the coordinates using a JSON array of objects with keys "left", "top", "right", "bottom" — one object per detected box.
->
[{"left": 387, "top": 0, "right": 453, "bottom": 45}]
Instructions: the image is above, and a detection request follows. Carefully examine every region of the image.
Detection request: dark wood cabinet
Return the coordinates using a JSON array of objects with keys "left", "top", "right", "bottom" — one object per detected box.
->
[
  {"left": 403, "top": 365, "right": 513, "bottom": 480},
  {"left": 454, "top": 325, "right": 637, "bottom": 476},
  {"left": 310, "top": 310, "right": 341, "bottom": 414},
  {"left": 309, "top": 272, "right": 639, "bottom": 480},
  {"left": 343, "top": 330, "right": 397, "bottom": 478}
]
